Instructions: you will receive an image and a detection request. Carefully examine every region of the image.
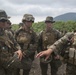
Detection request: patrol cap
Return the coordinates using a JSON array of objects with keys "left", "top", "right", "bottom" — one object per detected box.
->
[
  {"left": 22, "top": 14, "right": 35, "bottom": 22},
  {"left": 45, "top": 16, "right": 55, "bottom": 23},
  {"left": 0, "top": 10, "right": 10, "bottom": 21}
]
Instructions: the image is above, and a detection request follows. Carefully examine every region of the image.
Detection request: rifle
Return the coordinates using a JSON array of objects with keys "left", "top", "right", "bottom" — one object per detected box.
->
[{"left": 6, "top": 53, "right": 19, "bottom": 68}]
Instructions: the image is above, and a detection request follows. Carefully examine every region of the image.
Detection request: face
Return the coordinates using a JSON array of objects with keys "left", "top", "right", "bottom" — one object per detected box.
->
[
  {"left": 45, "top": 22, "right": 53, "bottom": 29},
  {"left": 24, "top": 21, "right": 33, "bottom": 28},
  {"left": 0, "top": 19, "right": 7, "bottom": 29},
  {"left": 5, "top": 22, "right": 11, "bottom": 29}
]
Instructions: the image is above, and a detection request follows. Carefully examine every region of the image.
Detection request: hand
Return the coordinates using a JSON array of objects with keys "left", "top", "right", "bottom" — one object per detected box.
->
[
  {"left": 15, "top": 50, "right": 23, "bottom": 60},
  {"left": 36, "top": 49, "right": 53, "bottom": 61}
]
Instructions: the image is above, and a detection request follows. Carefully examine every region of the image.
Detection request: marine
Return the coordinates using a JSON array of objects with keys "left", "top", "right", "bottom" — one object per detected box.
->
[
  {"left": 37, "top": 16, "right": 63, "bottom": 75},
  {"left": 15, "top": 14, "right": 38, "bottom": 75},
  {"left": 0, "top": 10, "right": 22, "bottom": 75},
  {"left": 36, "top": 31, "right": 76, "bottom": 75}
]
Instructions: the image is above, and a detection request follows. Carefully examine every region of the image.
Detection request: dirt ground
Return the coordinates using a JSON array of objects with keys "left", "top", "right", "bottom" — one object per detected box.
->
[
  {"left": 20, "top": 53, "right": 66, "bottom": 75},
  {"left": 29, "top": 57, "right": 42, "bottom": 75},
  {"left": 29, "top": 56, "right": 66, "bottom": 75}
]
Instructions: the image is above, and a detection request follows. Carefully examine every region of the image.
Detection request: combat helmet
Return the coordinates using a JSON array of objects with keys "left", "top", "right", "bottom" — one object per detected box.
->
[
  {"left": 22, "top": 14, "right": 34, "bottom": 22},
  {"left": 0, "top": 10, "right": 10, "bottom": 21},
  {"left": 45, "top": 16, "right": 55, "bottom": 23},
  {"left": 19, "top": 23, "right": 23, "bottom": 26}
]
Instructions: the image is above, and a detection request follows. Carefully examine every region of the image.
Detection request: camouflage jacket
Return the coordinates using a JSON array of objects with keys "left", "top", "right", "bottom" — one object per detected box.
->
[
  {"left": 15, "top": 28, "right": 38, "bottom": 57},
  {"left": 0, "top": 29, "right": 21, "bottom": 66},
  {"left": 37, "top": 28, "right": 62, "bottom": 53},
  {"left": 6, "top": 29, "right": 14, "bottom": 35},
  {"left": 0, "top": 29, "right": 21, "bottom": 51},
  {"left": 48, "top": 32, "right": 74, "bottom": 54},
  {"left": 48, "top": 32, "right": 76, "bottom": 64}
]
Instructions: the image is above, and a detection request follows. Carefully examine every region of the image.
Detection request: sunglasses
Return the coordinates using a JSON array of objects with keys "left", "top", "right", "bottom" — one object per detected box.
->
[
  {"left": 0, "top": 19, "right": 7, "bottom": 22},
  {"left": 27, "top": 20, "right": 34, "bottom": 23}
]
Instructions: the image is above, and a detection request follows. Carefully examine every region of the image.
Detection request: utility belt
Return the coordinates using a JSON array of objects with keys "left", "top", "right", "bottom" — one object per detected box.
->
[{"left": 63, "top": 48, "right": 76, "bottom": 65}]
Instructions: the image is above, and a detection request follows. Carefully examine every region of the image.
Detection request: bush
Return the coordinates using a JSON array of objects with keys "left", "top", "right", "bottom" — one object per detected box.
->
[{"left": 12, "top": 21, "right": 76, "bottom": 33}]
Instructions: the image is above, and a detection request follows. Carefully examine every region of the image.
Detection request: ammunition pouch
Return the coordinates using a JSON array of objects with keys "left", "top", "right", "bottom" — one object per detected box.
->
[
  {"left": 16, "top": 33, "right": 31, "bottom": 44},
  {"left": 17, "top": 35, "right": 28, "bottom": 43},
  {"left": 63, "top": 48, "right": 76, "bottom": 65},
  {"left": 61, "top": 50, "right": 69, "bottom": 63},
  {"left": 68, "top": 48, "right": 76, "bottom": 65}
]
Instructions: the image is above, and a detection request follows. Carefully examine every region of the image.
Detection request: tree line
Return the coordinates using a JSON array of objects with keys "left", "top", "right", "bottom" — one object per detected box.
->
[{"left": 12, "top": 21, "right": 76, "bottom": 33}]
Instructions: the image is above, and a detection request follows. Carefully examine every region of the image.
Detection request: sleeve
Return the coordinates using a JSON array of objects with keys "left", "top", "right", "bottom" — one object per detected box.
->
[
  {"left": 48, "top": 32, "right": 74, "bottom": 55},
  {"left": 13, "top": 40, "right": 21, "bottom": 50},
  {"left": 37, "top": 31, "right": 43, "bottom": 53},
  {"left": 8, "top": 31, "right": 21, "bottom": 51}
]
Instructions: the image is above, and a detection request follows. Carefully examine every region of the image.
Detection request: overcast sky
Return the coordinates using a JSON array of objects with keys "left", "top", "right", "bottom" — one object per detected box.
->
[{"left": 0, "top": 0, "right": 76, "bottom": 24}]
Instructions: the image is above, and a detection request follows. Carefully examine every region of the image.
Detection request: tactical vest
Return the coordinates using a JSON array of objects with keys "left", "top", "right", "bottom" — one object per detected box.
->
[
  {"left": 42, "top": 30, "right": 57, "bottom": 50},
  {"left": 16, "top": 30, "right": 32, "bottom": 50},
  {"left": 40, "top": 30, "right": 58, "bottom": 63}
]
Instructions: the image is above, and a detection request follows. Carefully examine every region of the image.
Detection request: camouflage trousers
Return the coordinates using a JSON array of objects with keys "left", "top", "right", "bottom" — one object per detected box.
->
[
  {"left": 0, "top": 66, "right": 18, "bottom": 75},
  {"left": 66, "top": 63, "right": 76, "bottom": 75},
  {"left": 58, "top": 62, "right": 76, "bottom": 75},
  {"left": 0, "top": 54, "right": 19, "bottom": 75},
  {"left": 16, "top": 68, "right": 31, "bottom": 75},
  {"left": 40, "top": 59, "right": 64, "bottom": 75}
]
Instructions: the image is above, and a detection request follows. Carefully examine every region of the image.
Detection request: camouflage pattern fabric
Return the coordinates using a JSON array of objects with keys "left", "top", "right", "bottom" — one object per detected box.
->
[
  {"left": 38, "top": 28, "right": 62, "bottom": 75},
  {"left": 15, "top": 28, "right": 38, "bottom": 69},
  {"left": 0, "top": 9, "right": 20, "bottom": 75},
  {"left": 66, "top": 63, "right": 76, "bottom": 75},
  {"left": 0, "top": 29, "right": 21, "bottom": 67},
  {"left": 23, "top": 14, "right": 34, "bottom": 21},
  {"left": 45, "top": 16, "right": 55, "bottom": 23},
  {"left": 22, "top": 14, "right": 34, "bottom": 22},
  {"left": 49, "top": 32, "right": 76, "bottom": 75},
  {"left": 6, "top": 53, "right": 32, "bottom": 70},
  {"left": 38, "top": 28, "right": 61, "bottom": 63}
]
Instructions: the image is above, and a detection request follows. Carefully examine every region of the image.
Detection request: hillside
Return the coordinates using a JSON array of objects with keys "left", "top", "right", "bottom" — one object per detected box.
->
[{"left": 54, "top": 12, "right": 76, "bottom": 21}]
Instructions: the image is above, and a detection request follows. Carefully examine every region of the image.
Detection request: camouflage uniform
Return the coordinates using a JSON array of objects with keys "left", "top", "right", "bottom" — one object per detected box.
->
[
  {"left": 18, "top": 23, "right": 23, "bottom": 28},
  {"left": 15, "top": 14, "right": 38, "bottom": 75},
  {"left": 38, "top": 16, "right": 62, "bottom": 75},
  {"left": 0, "top": 10, "right": 21, "bottom": 75},
  {"left": 6, "top": 20, "right": 14, "bottom": 35},
  {"left": 48, "top": 32, "right": 76, "bottom": 75}
]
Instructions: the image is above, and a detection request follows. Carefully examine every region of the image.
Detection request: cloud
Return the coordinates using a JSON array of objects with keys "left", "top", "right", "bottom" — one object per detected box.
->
[
  {"left": 4, "top": 0, "right": 76, "bottom": 8},
  {"left": 0, "top": 0, "right": 76, "bottom": 23}
]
